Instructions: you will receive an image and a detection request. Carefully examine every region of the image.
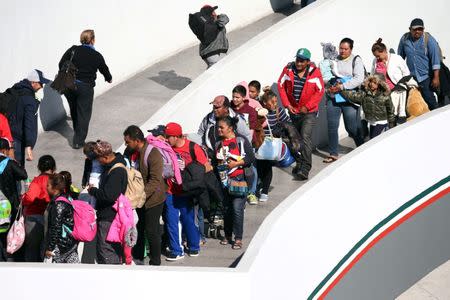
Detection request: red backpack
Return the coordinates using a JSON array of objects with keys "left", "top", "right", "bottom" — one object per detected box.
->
[{"left": 56, "top": 197, "right": 97, "bottom": 242}]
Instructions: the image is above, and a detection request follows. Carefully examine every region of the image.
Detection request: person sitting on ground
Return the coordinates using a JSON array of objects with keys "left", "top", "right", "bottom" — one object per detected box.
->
[
  {"left": 21, "top": 155, "right": 56, "bottom": 262},
  {"left": 45, "top": 173, "right": 79, "bottom": 263},
  {"left": 198, "top": 95, "right": 251, "bottom": 159},
  {"left": 0, "top": 138, "right": 28, "bottom": 260},
  {"left": 215, "top": 116, "right": 255, "bottom": 250},
  {"left": 331, "top": 74, "right": 395, "bottom": 139},
  {"left": 88, "top": 140, "right": 128, "bottom": 264}
]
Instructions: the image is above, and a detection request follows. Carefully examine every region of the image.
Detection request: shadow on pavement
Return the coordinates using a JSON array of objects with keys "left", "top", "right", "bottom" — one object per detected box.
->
[{"left": 148, "top": 70, "right": 192, "bottom": 91}]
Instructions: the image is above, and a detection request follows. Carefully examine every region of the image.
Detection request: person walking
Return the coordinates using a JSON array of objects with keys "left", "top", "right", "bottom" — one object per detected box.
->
[
  {"left": 323, "top": 38, "right": 366, "bottom": 163},
  {"left": 195, "top": 5, "right": 229, "bottom": 68},
  {"left": 123, "top": 125, "right": 166, "bottom": 265},
  {"left": 7, "top": 70, "right": 50, "bottom": 166},
  {"left": 88, "top": 141, "right": 127, "bottom": 264},
  {"left": 277, "top": 48, "right": 324, "bottom": 180},
  {"left": 398, "top": 18, "right": 441, "bottom": 110},
  {"left": 58, "top": 29, "right": 112, "bottom": 149}
]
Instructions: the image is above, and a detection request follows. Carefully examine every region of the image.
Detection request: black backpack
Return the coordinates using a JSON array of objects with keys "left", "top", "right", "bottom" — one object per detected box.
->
[
  {"left": 181, "top": 141, "right": 206, "bottom": 198},
  {"left": 0, "top": 88, "right": 34, "bottom": 129},
  {"left": 188, "top": 12, "right": 219, "bottom": 45}
]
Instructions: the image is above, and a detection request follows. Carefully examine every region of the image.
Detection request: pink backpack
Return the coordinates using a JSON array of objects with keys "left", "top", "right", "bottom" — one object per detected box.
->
[{"left": 56, "top": 196, "right": 97, "bottom": 242}]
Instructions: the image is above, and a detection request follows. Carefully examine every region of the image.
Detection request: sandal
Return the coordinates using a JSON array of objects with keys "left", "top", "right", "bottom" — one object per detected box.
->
[
  {"left": 220, "top": 237, "right": 231, "bottom": 245},
  {"left": 232, "top": 240, "right": 243, "bottom": 250},
  {"left": 323, "top": 156, "right": 338, "bottom": 163}
]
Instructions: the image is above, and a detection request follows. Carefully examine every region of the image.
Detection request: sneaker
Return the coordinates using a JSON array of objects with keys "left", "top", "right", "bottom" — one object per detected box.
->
[
  {"left": 188, "top": 250, "right": 199, "bottom": 257},
  {"left": 259, "top": 193, "right": 269, "bottom": 202},
  {"left": 247, "top": 193, "right": 258, "bottom": 205},
  {"left": 294, "top": 172, "right": 308, "bottom": 181},
  {"left": 165, "top": 253, "right": 185, "bottom": 261}
]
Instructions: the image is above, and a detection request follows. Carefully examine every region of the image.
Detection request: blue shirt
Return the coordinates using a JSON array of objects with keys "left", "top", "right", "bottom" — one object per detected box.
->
[{"left": 397, "top": 33, "right": 441, "bottom": 83}]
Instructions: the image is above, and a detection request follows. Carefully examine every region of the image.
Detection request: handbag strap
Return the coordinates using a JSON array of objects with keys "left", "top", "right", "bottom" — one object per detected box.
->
[
  {"left": 266, "top": 114, "right": 274, "bottom": 138},
  {"left": 15, "top": 202, "right": 23, "bottom": 221}
]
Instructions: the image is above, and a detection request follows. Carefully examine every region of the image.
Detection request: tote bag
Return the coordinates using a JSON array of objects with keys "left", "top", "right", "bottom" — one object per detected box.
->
[
  {"left": 255, "top": 119, "right": 282, "bottom": 161},
  {"left": 6, "top": 204, "right": 25, "bottom": 254}
]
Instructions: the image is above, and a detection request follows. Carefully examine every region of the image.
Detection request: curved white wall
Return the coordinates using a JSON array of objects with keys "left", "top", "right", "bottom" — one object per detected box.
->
[{"left": 2, "top": 1, "right": 450, "bottom": 299}]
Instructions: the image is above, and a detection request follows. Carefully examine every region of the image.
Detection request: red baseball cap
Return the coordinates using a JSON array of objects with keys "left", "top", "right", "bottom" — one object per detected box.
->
[{"left": 165, "top": 122, "right": 183, "bottom": 136}]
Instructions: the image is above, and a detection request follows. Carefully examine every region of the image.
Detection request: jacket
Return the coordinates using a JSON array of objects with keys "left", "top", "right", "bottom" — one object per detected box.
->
[
  {"left": 59, "top": 45, "right": 112, "bottom": 86},
  {"left": 106, "top": 194, "right": 134, "bottom": 245},
  {"left": 278, "top": 62, "right": 325, "bottom": 113},
  {"left": 9, "top": 80, "right": 38, "bottom": 147},
  {"left": 47, "top": 195, "right": 76, "bottom": 253},
  {"left": 139, "top": 143, "right": 166, "bottom": 209},
  {"left": 0, "top": 113, "right": 13, "bottom": 143},
  {"left": 198, "top": 109, "right": 252, "bottom": 157},
  {"left": 371, "top": 53, "right": 410, "bottom": 85},
  {"left": 22, "top": 173, "right": 50, "bottom": 216},
  {"left": 199, "top": 14, "right": 229, "bottom": 59},
  {"left": 90, "top": 154, "right": 128, "bottom": 221},
  {"left": 341, "top": 79, "right": 395, "bottom": 125},
  {"left": 0, "top": 155, "right": 27, "bottom": 209}
]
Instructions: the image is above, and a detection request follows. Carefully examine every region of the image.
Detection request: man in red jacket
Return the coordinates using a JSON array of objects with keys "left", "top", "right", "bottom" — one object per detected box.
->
[{"left": 278, "top": 48, "right": 325, "bottom": 180}]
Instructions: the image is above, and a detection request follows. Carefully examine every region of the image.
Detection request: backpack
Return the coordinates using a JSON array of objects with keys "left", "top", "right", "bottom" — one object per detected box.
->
[
  {"left": 401, "top": 32, "right": 445, "bottom": 61},
  {"left": 109, "top": 163, "right": 146, "bottom": 209},
  {"left": 0, "top": 88, "right": 34, "bottom": 129},
  {"left": 51, "top": 48, "right": 77, "bottom": 94},
  {"left": 55, "top": 196, "right": 97, "bottom": 242},
  {"left": 188, "top": 11, "right": 219, "bottom": 45},
  {"left": 144, "top": 136, "right": 175, "bottom": 179},
  {"left": 181, "top": 142, "right": 206, "bottom": 198}
]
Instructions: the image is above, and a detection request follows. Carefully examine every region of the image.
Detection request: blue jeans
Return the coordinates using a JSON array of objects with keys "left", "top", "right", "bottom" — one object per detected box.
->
[
  {"left": 326, "top": 98, "right": 365, "bottom": 156},
  {"left": 418, "top": 77, "right": 438, "bottom": 110},
  {"left": 165, "top": 194, "right": 200, "bottom": 256},
  {"left": 223, "top": 177, "right": 247, "bottom": 240}
]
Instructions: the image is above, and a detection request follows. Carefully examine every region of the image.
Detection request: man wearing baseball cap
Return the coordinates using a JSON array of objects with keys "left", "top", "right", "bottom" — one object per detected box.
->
[
  {"left": 164, "top": 122, "right": 207, "bottom": 261},
  {"left": 398, "top": 18, "right": 441, "bottom": 110},
  {"left": 7, "top": 69, "right": 50, "bottom": 166},
  {"left": 277, "top": 48, "right": 324, "bottom": 180},
  {"left": 197, "top": 95, "right": 252, "bottom": 158},
  {"left": 192, "top": 4, "right": 229, "bottom": 68}
]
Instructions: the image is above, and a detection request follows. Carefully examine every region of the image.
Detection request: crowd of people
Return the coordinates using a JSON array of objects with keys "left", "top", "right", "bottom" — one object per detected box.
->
[{"left": 0, "top": 16, "right": 449, "bottom": 265}]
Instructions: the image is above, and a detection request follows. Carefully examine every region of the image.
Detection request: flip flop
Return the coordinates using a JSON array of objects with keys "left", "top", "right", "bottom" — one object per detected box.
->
[
  {"left": 323, "top": 156, "right": 338, "bottom": 163},
  {"left": 232, "top": 240, "right": 243, "bottom": 250}
]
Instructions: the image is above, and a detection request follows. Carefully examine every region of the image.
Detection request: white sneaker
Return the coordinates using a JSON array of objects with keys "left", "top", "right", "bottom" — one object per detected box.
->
[
  {"left": 259, "top": 193, "right": 269, "bottom": 202},
  {"left": 165, "top": 253, "right": 185, "bottom": 261}
]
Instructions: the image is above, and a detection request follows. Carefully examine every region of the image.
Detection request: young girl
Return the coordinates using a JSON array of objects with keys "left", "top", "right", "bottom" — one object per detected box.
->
[
  {"left": 59, "top": 171, "right": 80, "bottom": 200},
  {"left": 45, "top": 173, "right": 79, "bottom": 263},
  {"left": 257, "top": 87, "right": 301, "bottom": 201},
  {"left": 21, "top": 155, "right": 56, "bottom": 262},
  {"left": 338, "top": 74, "right": 395, "bottom": 139},
  {"left": 215, "top": 116, "right": 255, "bottom": 250}
]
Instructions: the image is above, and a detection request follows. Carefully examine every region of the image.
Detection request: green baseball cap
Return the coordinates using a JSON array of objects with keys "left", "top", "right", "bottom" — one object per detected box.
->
[{"left": 296, "top": 48, "right": 311, "bottom": 60}]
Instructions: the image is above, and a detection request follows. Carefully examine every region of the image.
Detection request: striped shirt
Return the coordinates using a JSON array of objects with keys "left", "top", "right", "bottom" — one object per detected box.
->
[
  {"left": 292, "top": 67, "right": 307, "bottom": 102},
  {"left": 264, "top": 107, "right": 291, "bottom": 136}
]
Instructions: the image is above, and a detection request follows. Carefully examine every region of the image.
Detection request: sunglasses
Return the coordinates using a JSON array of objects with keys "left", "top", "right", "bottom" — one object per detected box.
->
[
  {"left": 213, "top": 106, "right": 223, "bottom": 110},
  {"left": 412, "top": 27, "right": 424, "bottom": 31},
  {"left": 296, "top": 58, "right": 307, "bottom": 63}
]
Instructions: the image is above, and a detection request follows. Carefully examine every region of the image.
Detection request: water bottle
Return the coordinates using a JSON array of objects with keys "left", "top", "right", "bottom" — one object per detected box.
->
[{"left": 20, "top": 178, "right": 32, "bottom": 194}]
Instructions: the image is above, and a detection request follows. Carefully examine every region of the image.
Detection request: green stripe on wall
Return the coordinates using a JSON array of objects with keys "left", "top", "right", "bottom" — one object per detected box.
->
[{"left": 308, "top": 175, "right": 450, "bottom": 300}]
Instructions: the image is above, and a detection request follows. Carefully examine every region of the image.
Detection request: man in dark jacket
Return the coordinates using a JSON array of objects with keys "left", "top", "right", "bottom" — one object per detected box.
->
[
  {"left": 198, "top": 5, "right": 229, "bottom": 68},
  {"left": 123, "top": 125, "right": 166, "bottom": 265},
  {"left": 9, "top": 69, "right": 49, "bottom": 166},
  {"left": 88, "top": 140, "right": 128, "bottom": 264}
]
